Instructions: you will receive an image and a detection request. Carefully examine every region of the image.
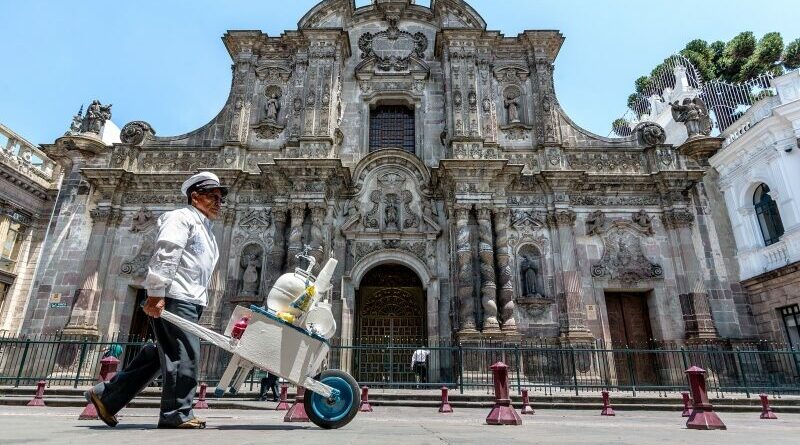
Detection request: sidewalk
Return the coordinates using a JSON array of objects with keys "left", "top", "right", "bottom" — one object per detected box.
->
[{"left": 1, "top": 405, "right": 798, "bottom": 445}]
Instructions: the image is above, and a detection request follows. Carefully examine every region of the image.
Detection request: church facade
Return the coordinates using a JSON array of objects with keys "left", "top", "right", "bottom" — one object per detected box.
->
[{"left": 23, "top": 0, "right": 755, "bottom": 366}]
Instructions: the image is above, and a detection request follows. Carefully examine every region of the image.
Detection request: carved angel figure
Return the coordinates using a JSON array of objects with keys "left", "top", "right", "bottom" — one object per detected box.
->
[
  {"left": 670, "top": 97, "right": 712, "bottom": 138},
  {"left": 585, "top": 210, "right": 605, "bottom": 236}
]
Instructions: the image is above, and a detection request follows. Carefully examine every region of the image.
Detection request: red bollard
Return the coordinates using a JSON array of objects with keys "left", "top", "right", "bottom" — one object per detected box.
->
[
  {"left": 486, "top": 362, "right": 522, "bottom": 425},
  {"left": 438, "top": 386, "right": 453, "bottom": 413},
  {"left": 79, "top": 356, "right": 120, "bottom": 419},
  {"left": 275, "top": 383, "right": 290, "bottom": 410},
  {"left": 600, "top": 390, "right": 616, "bottom": 416},
  {"left": 685, "top": 366, "right": 726, "bottom": 430},
  {"left": 284, "top": 387, "right": 310, "bottom": 422},
  {"left": 681, "top": 392, "right": 693, "bottom": 417},
  {"left": 520, "top": 389, "right": 534, "bottom": 415},
  {"left": 359, "top": 386, "right": 373, "bottom": 412},
  {"left": 27, "top": 380, "right": 46, "bottom": 407},
  {"left": 759, "top": 393, "right": 777, "bottom": 420},
  {"left": 194, "top": 383, "right": 209, "bottom": 409}
]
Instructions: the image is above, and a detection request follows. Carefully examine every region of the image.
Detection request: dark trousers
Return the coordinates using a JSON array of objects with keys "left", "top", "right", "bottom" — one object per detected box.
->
[
  {"left": 259, "top": 374, "right": 279, "bottom": 401},
  {"left": 413, "top": 362, "right": 428, "bottom": 383},
  {"left": 93, "top": 298, "right": 203, "bottom": 426}
]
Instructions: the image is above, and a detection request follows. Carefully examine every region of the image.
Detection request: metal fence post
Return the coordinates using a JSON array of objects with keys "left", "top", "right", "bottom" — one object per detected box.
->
[
  {"left": 74, "top": 339, "right": 89, "bottom": 389},
  {"left": 626, "top": 346, "right": 637, "bottom": 397},
  {"left": 515, "top": 345, "right": 522, "bottom": 395},
  {"left": 569, "top": 347, "right": 578, "bottom": 396},
  {"left": 457, "top": 344, "right": 464, "bottom": 394},
  {"left": 734, "top": 348, "right": 750, "bottom": 398},
  {"left": 15, "top": 339, "right": 31, "bottom": 387}
]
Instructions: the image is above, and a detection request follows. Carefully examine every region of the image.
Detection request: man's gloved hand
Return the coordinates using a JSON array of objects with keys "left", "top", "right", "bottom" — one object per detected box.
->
[{"left": 143, "top": 296, "right": 166, "bottom": 318}]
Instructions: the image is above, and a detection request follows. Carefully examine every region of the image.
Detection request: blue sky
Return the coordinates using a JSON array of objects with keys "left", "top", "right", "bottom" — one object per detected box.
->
[{"left": 1, "top": 0, "right": 798, "bottom": 145}]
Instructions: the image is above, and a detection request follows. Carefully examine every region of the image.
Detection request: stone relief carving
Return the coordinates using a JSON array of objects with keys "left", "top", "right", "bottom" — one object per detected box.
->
[
  {"left": 120, "top": 121, "right": 155, "bottom": 145},
  {"left": 585, "top": 210, "right": 605, "bottom": 236},
  {"left": 364, "top": 190, "right": 382, "bottom": 229},
  {"left": 352, "top": 239, "right": 428, "bottom": 265},
  {"left": 569, "top": 195, "right": 661, "bottom": 206},
  {"left": 401, "top": 190, "right": 420, "bottom": 229},
  {"left": 130, "top": 207, "right": 154, "bottom": 233},
  {"left": 121, "top": 230, "right": 157, "bottom": 278},
  {"left": 140, "top": 152, "right": 220, "bottom": 172},
  {"left": 357, "top": 19, "right": 427, "bottom": 72},
  {"left": 567, "top": 152, "right": 645, "bottom": 173},
  {"left": 632, "top": 209, "right": 654, "bottom": 235},
  {"left": 239, "top": 244, "right": 263, "bottom": 297},
  {"left": 662, "top": 208, "right": 695, "bottom": 229},
  {"left": 591, "top": 228, "right": 663, "bottom": 282}
]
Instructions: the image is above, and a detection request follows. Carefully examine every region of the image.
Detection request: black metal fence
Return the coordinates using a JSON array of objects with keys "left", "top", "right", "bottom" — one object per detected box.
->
[{"left": 1, "top": 333, "right": 798, "bottom": 397}]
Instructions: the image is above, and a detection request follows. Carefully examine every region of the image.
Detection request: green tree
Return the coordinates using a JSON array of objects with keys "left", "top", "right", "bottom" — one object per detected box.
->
[
  {"left": 739, "top": 32, "right": 784, "bottom": 81},
  {"left": 784, "top": 38, "right": 800, "bottom": 70},
  {"left": 719, "top": 32, "right": 757, "bottom": 82}
]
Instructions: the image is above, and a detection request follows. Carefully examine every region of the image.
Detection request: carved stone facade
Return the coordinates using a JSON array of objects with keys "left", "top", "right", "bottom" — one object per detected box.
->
[{"left": 19, "top": 1, "right": 753, "bottom": 351}]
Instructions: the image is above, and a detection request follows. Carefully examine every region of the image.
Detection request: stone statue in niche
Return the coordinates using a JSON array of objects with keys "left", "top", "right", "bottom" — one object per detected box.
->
[
  {"left": 520, "top": 253, "right": 541, "bottom": 298},
  {"left": 504, "top": 90, "right": 521, "bottom": 124},
  {"left": 265, "top": 91, "right": 280, "bottom": 122},
  {"left": 384, "top": 195, "right": 399, "bottom": 231},
  {"left": 252, "top": 86, "right": 285, "bottom": 139},
  {"left": 130, "top": 207, "right": 154, "bottom": 233},
  {"left": 240, "top": 245, "right": 263, "bottom": 297}
]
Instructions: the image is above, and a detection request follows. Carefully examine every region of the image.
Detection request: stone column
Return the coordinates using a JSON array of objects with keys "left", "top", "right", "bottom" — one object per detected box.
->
[
  {"left": 267, "top": 207, "right": 288, "bottom": 290},
  {"left": 62, "top": 207, "right": 119, "bottom": 338},
  {"left": 286, "top": 204, "right": 306, "bottom": 271},
  {"left": 550, "top": 210, "right": 591, "bottom": 341},
  {"left": 0, "top": 214, "right": 11, "bottom": 252},
  {"left": 477, "top": 207, "right": 499, "bottom": 332},
  {"left": 309, "top": 205, "right": 326, "bottom": 274},
  {"left": 455, "top": 205, "right": 476, "bottom": 333},
  {"left": 494, "top": 208, "right": 516, "bottom": 332},
  {"left": 664, "top": 209, "right": 718, "bottom": 340}
]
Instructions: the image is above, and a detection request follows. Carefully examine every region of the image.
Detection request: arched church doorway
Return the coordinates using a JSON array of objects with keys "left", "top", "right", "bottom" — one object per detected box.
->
[{"left": 355, "top": 263, "right": 425, "bottom": 384}]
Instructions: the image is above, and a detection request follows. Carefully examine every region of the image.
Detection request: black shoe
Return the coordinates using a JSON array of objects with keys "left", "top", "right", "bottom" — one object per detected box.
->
[{"left": 84, "top": 389, "right": 118, "bottom": 427}]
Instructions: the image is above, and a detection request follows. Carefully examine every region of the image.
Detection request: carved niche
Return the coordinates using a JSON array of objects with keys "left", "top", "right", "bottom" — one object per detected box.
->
[
  {"left": 591, "top": 227, "right": 663, "bottom": 283},
  {"left": 233, "top": 208, "right": 273, "bottom": 247},
  {"left": 252, "top": 85, "right": 285, "bottom": 139}
]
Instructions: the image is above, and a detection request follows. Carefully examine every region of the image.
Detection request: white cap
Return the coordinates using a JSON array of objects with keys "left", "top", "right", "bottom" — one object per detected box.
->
[{"left": 180, "top": 171, "right": 228, "bottom": 197}]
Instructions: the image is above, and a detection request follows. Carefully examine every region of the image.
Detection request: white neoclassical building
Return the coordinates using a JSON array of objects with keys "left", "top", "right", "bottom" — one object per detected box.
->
[{"left": 709, "top": 70, "right": 800, "bottom": 346}]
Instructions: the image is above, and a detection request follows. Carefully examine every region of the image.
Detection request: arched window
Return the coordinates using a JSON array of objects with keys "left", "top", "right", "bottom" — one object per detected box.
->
[
  {"left": 753, "top": 184, "right": 784, "bottom": 246},
  {"left": 369, "top": 105, "right": 415, "bottom": 153}
]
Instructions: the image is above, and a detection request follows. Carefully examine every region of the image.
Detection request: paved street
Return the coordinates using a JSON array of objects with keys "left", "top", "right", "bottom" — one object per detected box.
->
[{"left": 1, "top": 405, "right": 797, "bottom": 445}]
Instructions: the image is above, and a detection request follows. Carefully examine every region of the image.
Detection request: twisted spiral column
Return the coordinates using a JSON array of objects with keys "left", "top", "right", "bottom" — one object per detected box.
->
[
  {"left": 494, "top": 208, "right": 516, "bottom": 331},
  {"left": 477, "top": 207, "right": 499, "bottom": 332},
  {"left": 286, "top": 204, "right": 306, "bottom": 271},
  {"left": 455, "top": 205, "right": 476, "bottom": 332}
]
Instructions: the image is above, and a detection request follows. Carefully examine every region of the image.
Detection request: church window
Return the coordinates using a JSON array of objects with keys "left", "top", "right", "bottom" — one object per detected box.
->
[
  {"left": 369, "top": 105, "right": 415, "bottom": 153},
  {"left": 753, "top": 183, "right": 784, "bottom": 246}
]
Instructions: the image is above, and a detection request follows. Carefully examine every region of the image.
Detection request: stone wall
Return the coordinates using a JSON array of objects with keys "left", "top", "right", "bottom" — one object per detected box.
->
[{"left": 742, "top": 261, "right": 800, "bottom": 343}]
